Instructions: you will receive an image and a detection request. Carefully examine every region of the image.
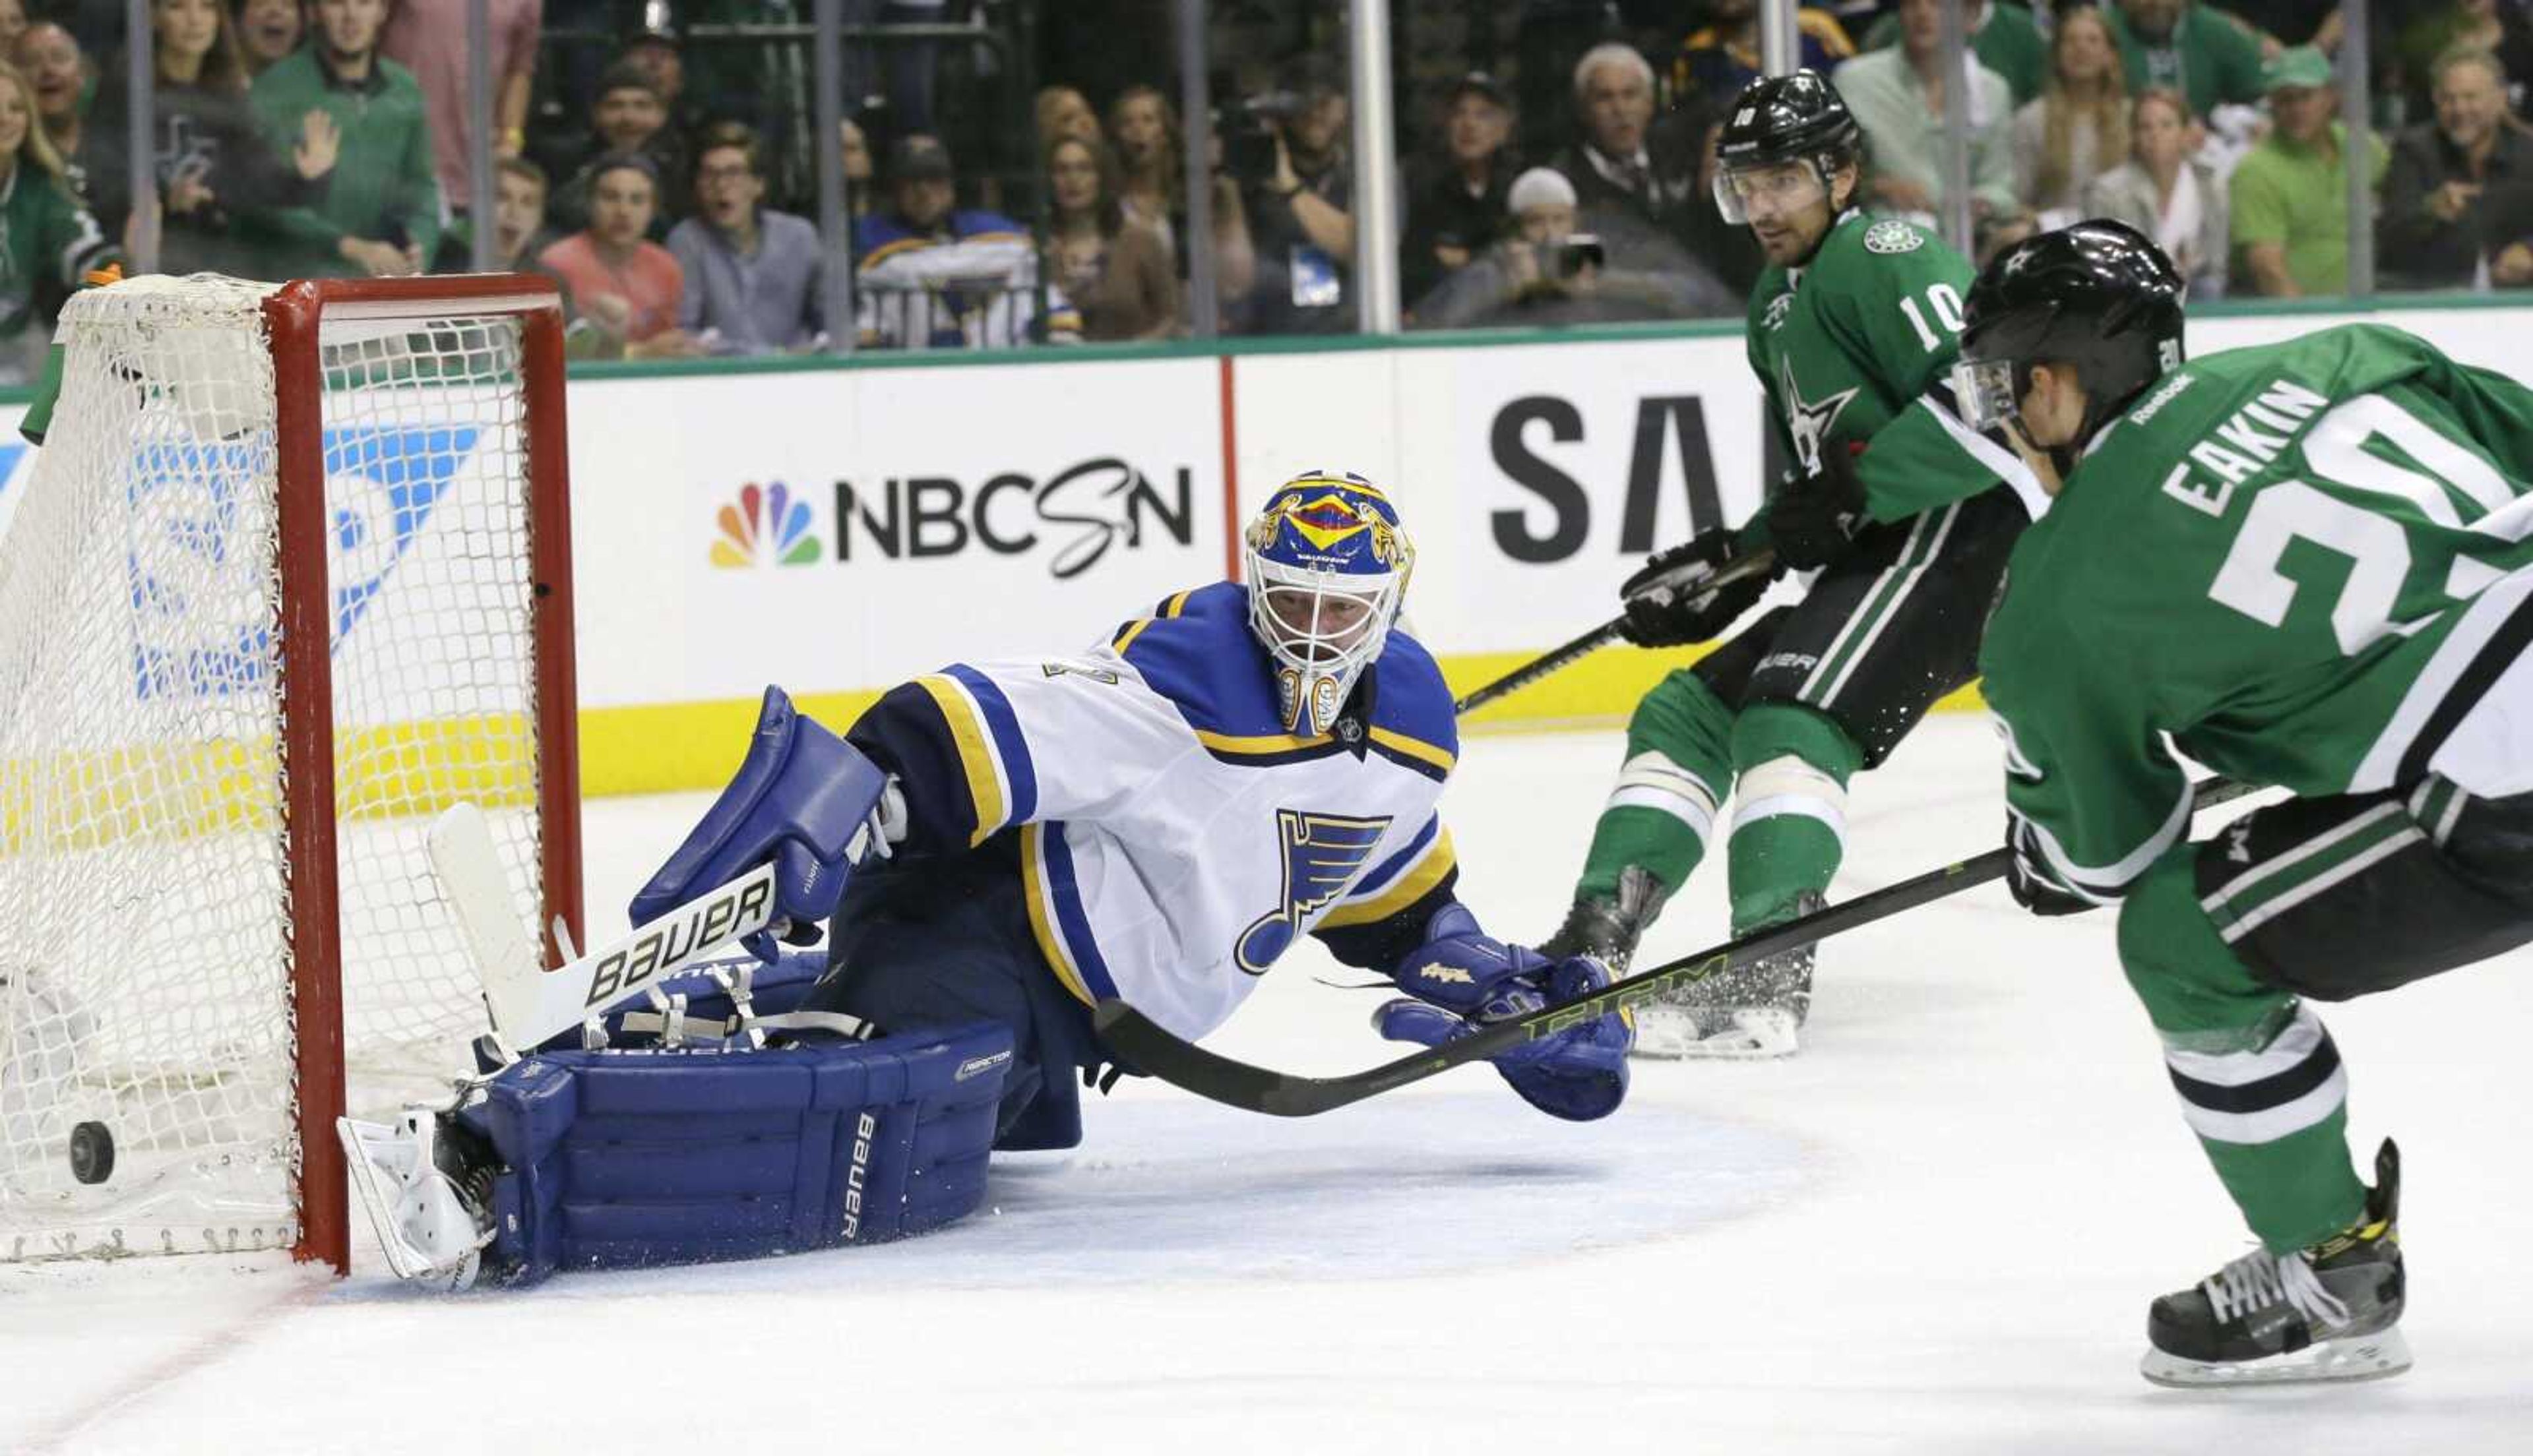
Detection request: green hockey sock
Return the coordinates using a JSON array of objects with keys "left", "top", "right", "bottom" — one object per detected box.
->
[
  {"left": 1724, "top": 704, "right": 1860, "bottom": 932},
  {"left": 1576, "top": 669, "right": 1735, "bottom": 900},
  {"left": 2119, "top": 851, "right": 2368, "bottom": 1251}
]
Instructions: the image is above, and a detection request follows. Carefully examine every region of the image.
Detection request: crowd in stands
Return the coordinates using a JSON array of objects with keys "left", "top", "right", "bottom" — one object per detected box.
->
[{"left": 9, "top": 1, "right": 2533, "bottom": 373}]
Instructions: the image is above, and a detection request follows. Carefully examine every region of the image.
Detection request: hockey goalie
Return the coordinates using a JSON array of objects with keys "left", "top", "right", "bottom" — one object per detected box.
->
[{"left": 342, "top": 471, "right": 1634, "bottom": 1287}]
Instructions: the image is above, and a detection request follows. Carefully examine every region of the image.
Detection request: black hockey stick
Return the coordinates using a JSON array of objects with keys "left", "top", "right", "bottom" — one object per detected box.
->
[
  {"left": 1093, "top": 777, "right": 2259, "bottom": 1117},
  {"left": 1451, "top": 549, "right": 1780, "bottom": 715}
]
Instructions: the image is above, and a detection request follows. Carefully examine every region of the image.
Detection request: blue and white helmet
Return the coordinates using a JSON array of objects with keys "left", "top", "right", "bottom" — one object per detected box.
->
[{"left": 1242, "top": 470, "right": 1415, "bottom": 735}]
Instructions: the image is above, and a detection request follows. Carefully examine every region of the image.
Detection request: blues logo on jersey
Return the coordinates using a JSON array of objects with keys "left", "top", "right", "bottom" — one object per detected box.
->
[{"left": 1235, "top": 810, "right": 1394, "bottom": 973}]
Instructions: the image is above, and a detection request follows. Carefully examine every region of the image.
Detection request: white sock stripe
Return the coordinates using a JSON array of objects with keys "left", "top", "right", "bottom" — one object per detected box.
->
[
  {"left": 2218, "top": 828, "right": 2425, "bottom": 944},
  {"left": 1607, "top": 786, "right": 1716, "bottom": 841},
  {"left": 1615, "top": 753, "right": 1719, "bottom": 808},
  {"left": 1729, "top": 792, "right": 1848, "bottom": 847},
  {"left": 2406, "top": 779, "right": 2435, "bottom": 820},
  {"left": 2162, "top": 1004, "right": 2329, "bottom": 1088},
  {"left": 2199, "top": 802, "right": 2406, "bottom": 915},
  {"left": 2175, "top": 1064, "right": 2350, "bottom": 1145}
]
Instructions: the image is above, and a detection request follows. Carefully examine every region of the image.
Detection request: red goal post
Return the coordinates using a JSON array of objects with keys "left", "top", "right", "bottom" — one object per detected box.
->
[{"left": 268, "top": 277, "right": 583, "bottom": 1272}]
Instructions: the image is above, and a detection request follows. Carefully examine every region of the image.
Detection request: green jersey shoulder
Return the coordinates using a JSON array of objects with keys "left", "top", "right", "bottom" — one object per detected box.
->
[
  {"left": 1745, "top": 212, "right": 2042, "bottom": 523},
  {"left": 1982, "top": 322, "right": 2533, "bottom": 901}
]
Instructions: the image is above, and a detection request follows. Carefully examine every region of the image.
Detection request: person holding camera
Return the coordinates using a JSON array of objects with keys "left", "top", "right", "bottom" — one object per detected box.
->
[
  {"left": 1235, "top": 54, "right": 1355, "bottom": 334},
  {"left": 1410, "top": 166, "right": 1729, "bottom": 329}
]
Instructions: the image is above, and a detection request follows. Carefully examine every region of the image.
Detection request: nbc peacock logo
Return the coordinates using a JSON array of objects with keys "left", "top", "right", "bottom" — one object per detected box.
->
[{"left": 712, "top": 481, "right": 821, "bottom": 567}]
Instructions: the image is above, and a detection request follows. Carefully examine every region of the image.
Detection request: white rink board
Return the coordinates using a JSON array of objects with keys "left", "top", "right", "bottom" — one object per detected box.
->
[{"left": 563, "top": 358, "right": 1230, "bottom": 710}]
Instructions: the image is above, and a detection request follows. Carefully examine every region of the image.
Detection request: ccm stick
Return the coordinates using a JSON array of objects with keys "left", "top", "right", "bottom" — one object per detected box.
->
[{"left": 1093, "top": 779, "right": 2261, "bottom": 1117}]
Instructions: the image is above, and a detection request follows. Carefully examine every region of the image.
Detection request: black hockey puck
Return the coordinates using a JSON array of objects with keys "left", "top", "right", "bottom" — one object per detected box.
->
[{"left": 69, "top": 1121, "right": 115, "bottom": 1184}]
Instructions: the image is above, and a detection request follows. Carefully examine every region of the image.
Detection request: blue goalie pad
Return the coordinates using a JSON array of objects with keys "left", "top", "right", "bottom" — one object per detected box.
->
[{"left": 454, "top": 1020, "right": 1013, "bottom": 1285}]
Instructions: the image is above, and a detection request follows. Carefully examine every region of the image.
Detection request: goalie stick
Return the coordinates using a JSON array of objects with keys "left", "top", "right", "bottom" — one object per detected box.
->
[
  {"left": 425, "top": 803, "right": 780, "bottom": 1055},
  {"left": 1092, "top": 778, "right": 2262, "bottom": 1117},
  {"left": 1451, "top": 548, "right": 1779, "bottom": 715}
]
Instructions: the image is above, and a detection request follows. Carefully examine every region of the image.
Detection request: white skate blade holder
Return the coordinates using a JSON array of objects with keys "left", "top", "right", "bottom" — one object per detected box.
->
[
  {"left": 1632, "top": 1005, "right": 1801, "bottom": 1061},
  {"left": 426, "top": 803, "right": 782, "bottom": 1053},
  {"left": 336, "top": 1113, "right": 488, "bottom": 1290},
  {"left": 2140, "top": 1327, "right": 2414, "bottom": 1388}
]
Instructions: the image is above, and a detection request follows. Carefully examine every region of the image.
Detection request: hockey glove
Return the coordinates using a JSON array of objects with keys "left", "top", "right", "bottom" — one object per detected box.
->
[
  {"left": 1376, "top": 904, "right": 1632, "bottom": 1121},
  {"left": 2003, "top": 816, "right": 2095, "bottom": 917},
  {"left": 631, "top": 685, "right": 898, "bottom": 957},
  {"left": 1618, "top": 530, "right": 1768, "bottom": 648},
  {"left": 1765, "top": 442, "right": 1867, "bottom": 571}
]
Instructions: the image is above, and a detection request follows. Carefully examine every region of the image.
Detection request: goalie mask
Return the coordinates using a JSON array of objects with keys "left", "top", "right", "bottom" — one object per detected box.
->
[{"left": 1243, "top": 471, "right": 1414, "bottom": 736}]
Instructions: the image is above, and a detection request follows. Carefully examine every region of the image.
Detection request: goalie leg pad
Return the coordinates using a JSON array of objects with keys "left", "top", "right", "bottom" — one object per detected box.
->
[{"left": 455, "top": 1021, "right": 1013, "bottom": 1285}]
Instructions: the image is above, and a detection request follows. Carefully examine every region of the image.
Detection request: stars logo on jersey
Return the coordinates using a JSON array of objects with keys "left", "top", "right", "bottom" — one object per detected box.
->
[
  {"left": 1863, "top": 220, "right": 1924, "bottom": 255},
  {"left": 1234, "top": 810, "right": 1394, "bottom": 974},
  {"left": 1779, "top": 356, "right": 1861, "bottom": 473}
]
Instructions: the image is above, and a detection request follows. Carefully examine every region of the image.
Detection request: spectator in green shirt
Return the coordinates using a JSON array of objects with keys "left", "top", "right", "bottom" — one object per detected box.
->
[
  {"left": 2104, "top": 0, "right": 2267, "bottom": 122},
  {"left": 250, "top": 0, "right": 444, "bottom": 277},
  {"left": 1832, "top": 0, "right": 2028, "bottom": 253},
  {"left": 1862, "top": 0, "right": 2047, "bottom": 107},
  {"left": 2230, "top": 46, "right": 2386, "bottom": 297},
  {"left": 0, "top": 57, "right": 116, "bottom": 382}
]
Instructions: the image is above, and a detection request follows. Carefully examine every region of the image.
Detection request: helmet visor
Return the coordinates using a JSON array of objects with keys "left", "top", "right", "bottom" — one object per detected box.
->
[
  {"left": 1948, "top": 357, "right": 2022, "bottom": 433},
  {"left": 1713, "top": 159, "right": 1828, "bottom": 226}
]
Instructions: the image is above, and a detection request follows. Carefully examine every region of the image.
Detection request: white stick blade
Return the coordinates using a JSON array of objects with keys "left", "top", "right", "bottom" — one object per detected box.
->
[{"left": 425, "top": 803, "right": 544, "bottom": 1036}]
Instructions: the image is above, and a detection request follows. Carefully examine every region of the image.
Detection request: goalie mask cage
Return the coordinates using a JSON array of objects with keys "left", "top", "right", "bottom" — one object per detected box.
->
[{"left": 0, "top": 275, "right": 582, "bottom": 1273}]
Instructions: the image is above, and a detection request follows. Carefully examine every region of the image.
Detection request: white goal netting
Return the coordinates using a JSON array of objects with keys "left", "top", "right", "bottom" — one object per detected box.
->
[{"left": 0, "top": 276, "right": 560, "bottom": 1262}]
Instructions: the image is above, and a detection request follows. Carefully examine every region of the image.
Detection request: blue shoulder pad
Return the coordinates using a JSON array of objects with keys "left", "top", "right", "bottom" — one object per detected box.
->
[
  {"left": 455, "top": 1022, "right": 1013, "bottom": 1285},
  {"left": 1365, "top": 629, "right": 1458, "bottom": 781}
]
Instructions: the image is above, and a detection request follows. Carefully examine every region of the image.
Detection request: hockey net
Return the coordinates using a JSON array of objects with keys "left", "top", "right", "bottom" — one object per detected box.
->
[{"left": 0, "top": 274, "right": 580, "bottom": 1271}]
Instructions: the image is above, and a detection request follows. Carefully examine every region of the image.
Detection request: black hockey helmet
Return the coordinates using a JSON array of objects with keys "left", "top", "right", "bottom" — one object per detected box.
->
[
  {"left": 1711, "top": 69, "right": 1861, "bottom": 224},
  {"left": 1954, "top": 219, "right": 2187, "bottom": 450}
]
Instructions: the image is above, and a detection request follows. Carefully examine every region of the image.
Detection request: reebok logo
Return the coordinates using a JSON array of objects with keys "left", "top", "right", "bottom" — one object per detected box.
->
[{"left": 1418, "top": 965, "right": 1474, "bottom": 985}]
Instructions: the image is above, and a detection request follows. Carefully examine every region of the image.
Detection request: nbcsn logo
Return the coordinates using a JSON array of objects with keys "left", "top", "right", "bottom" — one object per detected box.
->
[{"left": 712, "top": 481, "right": 821, "bottom": 567}]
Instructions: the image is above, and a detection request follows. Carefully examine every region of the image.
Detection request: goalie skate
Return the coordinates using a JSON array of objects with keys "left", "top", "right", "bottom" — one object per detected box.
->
[
  {"left": 2140, "top": 1139, "right": 2410, "bottom": 1388},
  {"left": 338, "top": 1108, "right": 497, "bottom": 1290}
]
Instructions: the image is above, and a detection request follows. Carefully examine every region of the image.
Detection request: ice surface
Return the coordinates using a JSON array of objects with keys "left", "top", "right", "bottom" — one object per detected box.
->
[{"left": 7, "top": 715, "right": 2530, "bottom": 1454}]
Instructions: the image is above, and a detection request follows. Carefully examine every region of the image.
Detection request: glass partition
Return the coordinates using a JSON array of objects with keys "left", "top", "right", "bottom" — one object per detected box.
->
[{"left": 20, "top": 0, "right": 2513, "bottom": 378}]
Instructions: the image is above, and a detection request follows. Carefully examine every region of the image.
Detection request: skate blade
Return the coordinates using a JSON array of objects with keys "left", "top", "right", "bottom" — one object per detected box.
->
[
  {"left": 2140, "top": 1327, "right": 2413, "bottom": 1388},
  {"left": 336, "top": 1116, "right": 482, "bottom": 1289},
  {"left": 1629, "top": 1008, "right": 1801, "bottom": 1062}
]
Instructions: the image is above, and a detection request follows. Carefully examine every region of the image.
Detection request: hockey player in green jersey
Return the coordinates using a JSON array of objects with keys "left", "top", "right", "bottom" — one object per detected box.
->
[
  {"left": 1542, "top": 70, "right": 2046, "bottom": 1057},
  {"left": 1956, "top": 218, "right": 2533, "bottom": 1385}
]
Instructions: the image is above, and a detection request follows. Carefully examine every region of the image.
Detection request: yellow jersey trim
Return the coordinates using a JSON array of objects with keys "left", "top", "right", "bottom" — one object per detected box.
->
[
  {"left": 913, "top": 674, "right": 1005, "bottom": 847},
  {"left": 1020, "top": 825, "right": 1096, "bottom": 1007},
  {"left": 1366, "top": 726, "right": 1456, "bottom": 774},
  {"left": 1193, "top": 727, "right": 1335, "bottom": 756},
  {"left": 1319, "top": 829, "right": 1457, "bottom": 928},
  {"left": 1111, "top": 589, "right": 1194, "bottom": 657}
]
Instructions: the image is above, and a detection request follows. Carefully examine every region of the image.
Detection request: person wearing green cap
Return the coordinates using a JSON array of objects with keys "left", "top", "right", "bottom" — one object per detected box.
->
[{"left": 2230, "top": 46, "right": 2386, "bottom": 297}]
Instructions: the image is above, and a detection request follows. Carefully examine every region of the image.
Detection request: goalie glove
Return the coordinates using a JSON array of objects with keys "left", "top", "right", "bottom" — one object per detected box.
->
[
  {"left": 1617, "top": 529, "right": 1768, "bottom": 648},
  {"left": 1375, "top": 904, "right": 1632, "bottom": 1120},
  {"left": 1765, "top": 440, "right": 1867, "bottom": 570},
  {"left": 631, "top": 686, "right": 898, "bottom": 957}
]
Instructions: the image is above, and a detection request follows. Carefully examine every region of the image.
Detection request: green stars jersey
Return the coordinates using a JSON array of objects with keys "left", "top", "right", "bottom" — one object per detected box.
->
[
  {"left": 1744, "top": 211, "right": 2045, "bottom": 528},
  {"left": 1982, "top": 323, "right": 2533, "bottom": 905}
]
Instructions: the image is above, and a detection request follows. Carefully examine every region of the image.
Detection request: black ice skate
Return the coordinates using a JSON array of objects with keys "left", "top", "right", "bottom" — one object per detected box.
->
[
  {"left": 1639, "top": 891, "right": 1823, "bottom": 1060},
  {"left": 1541, "top": 864, "right": 1671, "bottom": 973},
  {"left": 2141, "top": 1139, "right": 2410, "bottom": 1388}
]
